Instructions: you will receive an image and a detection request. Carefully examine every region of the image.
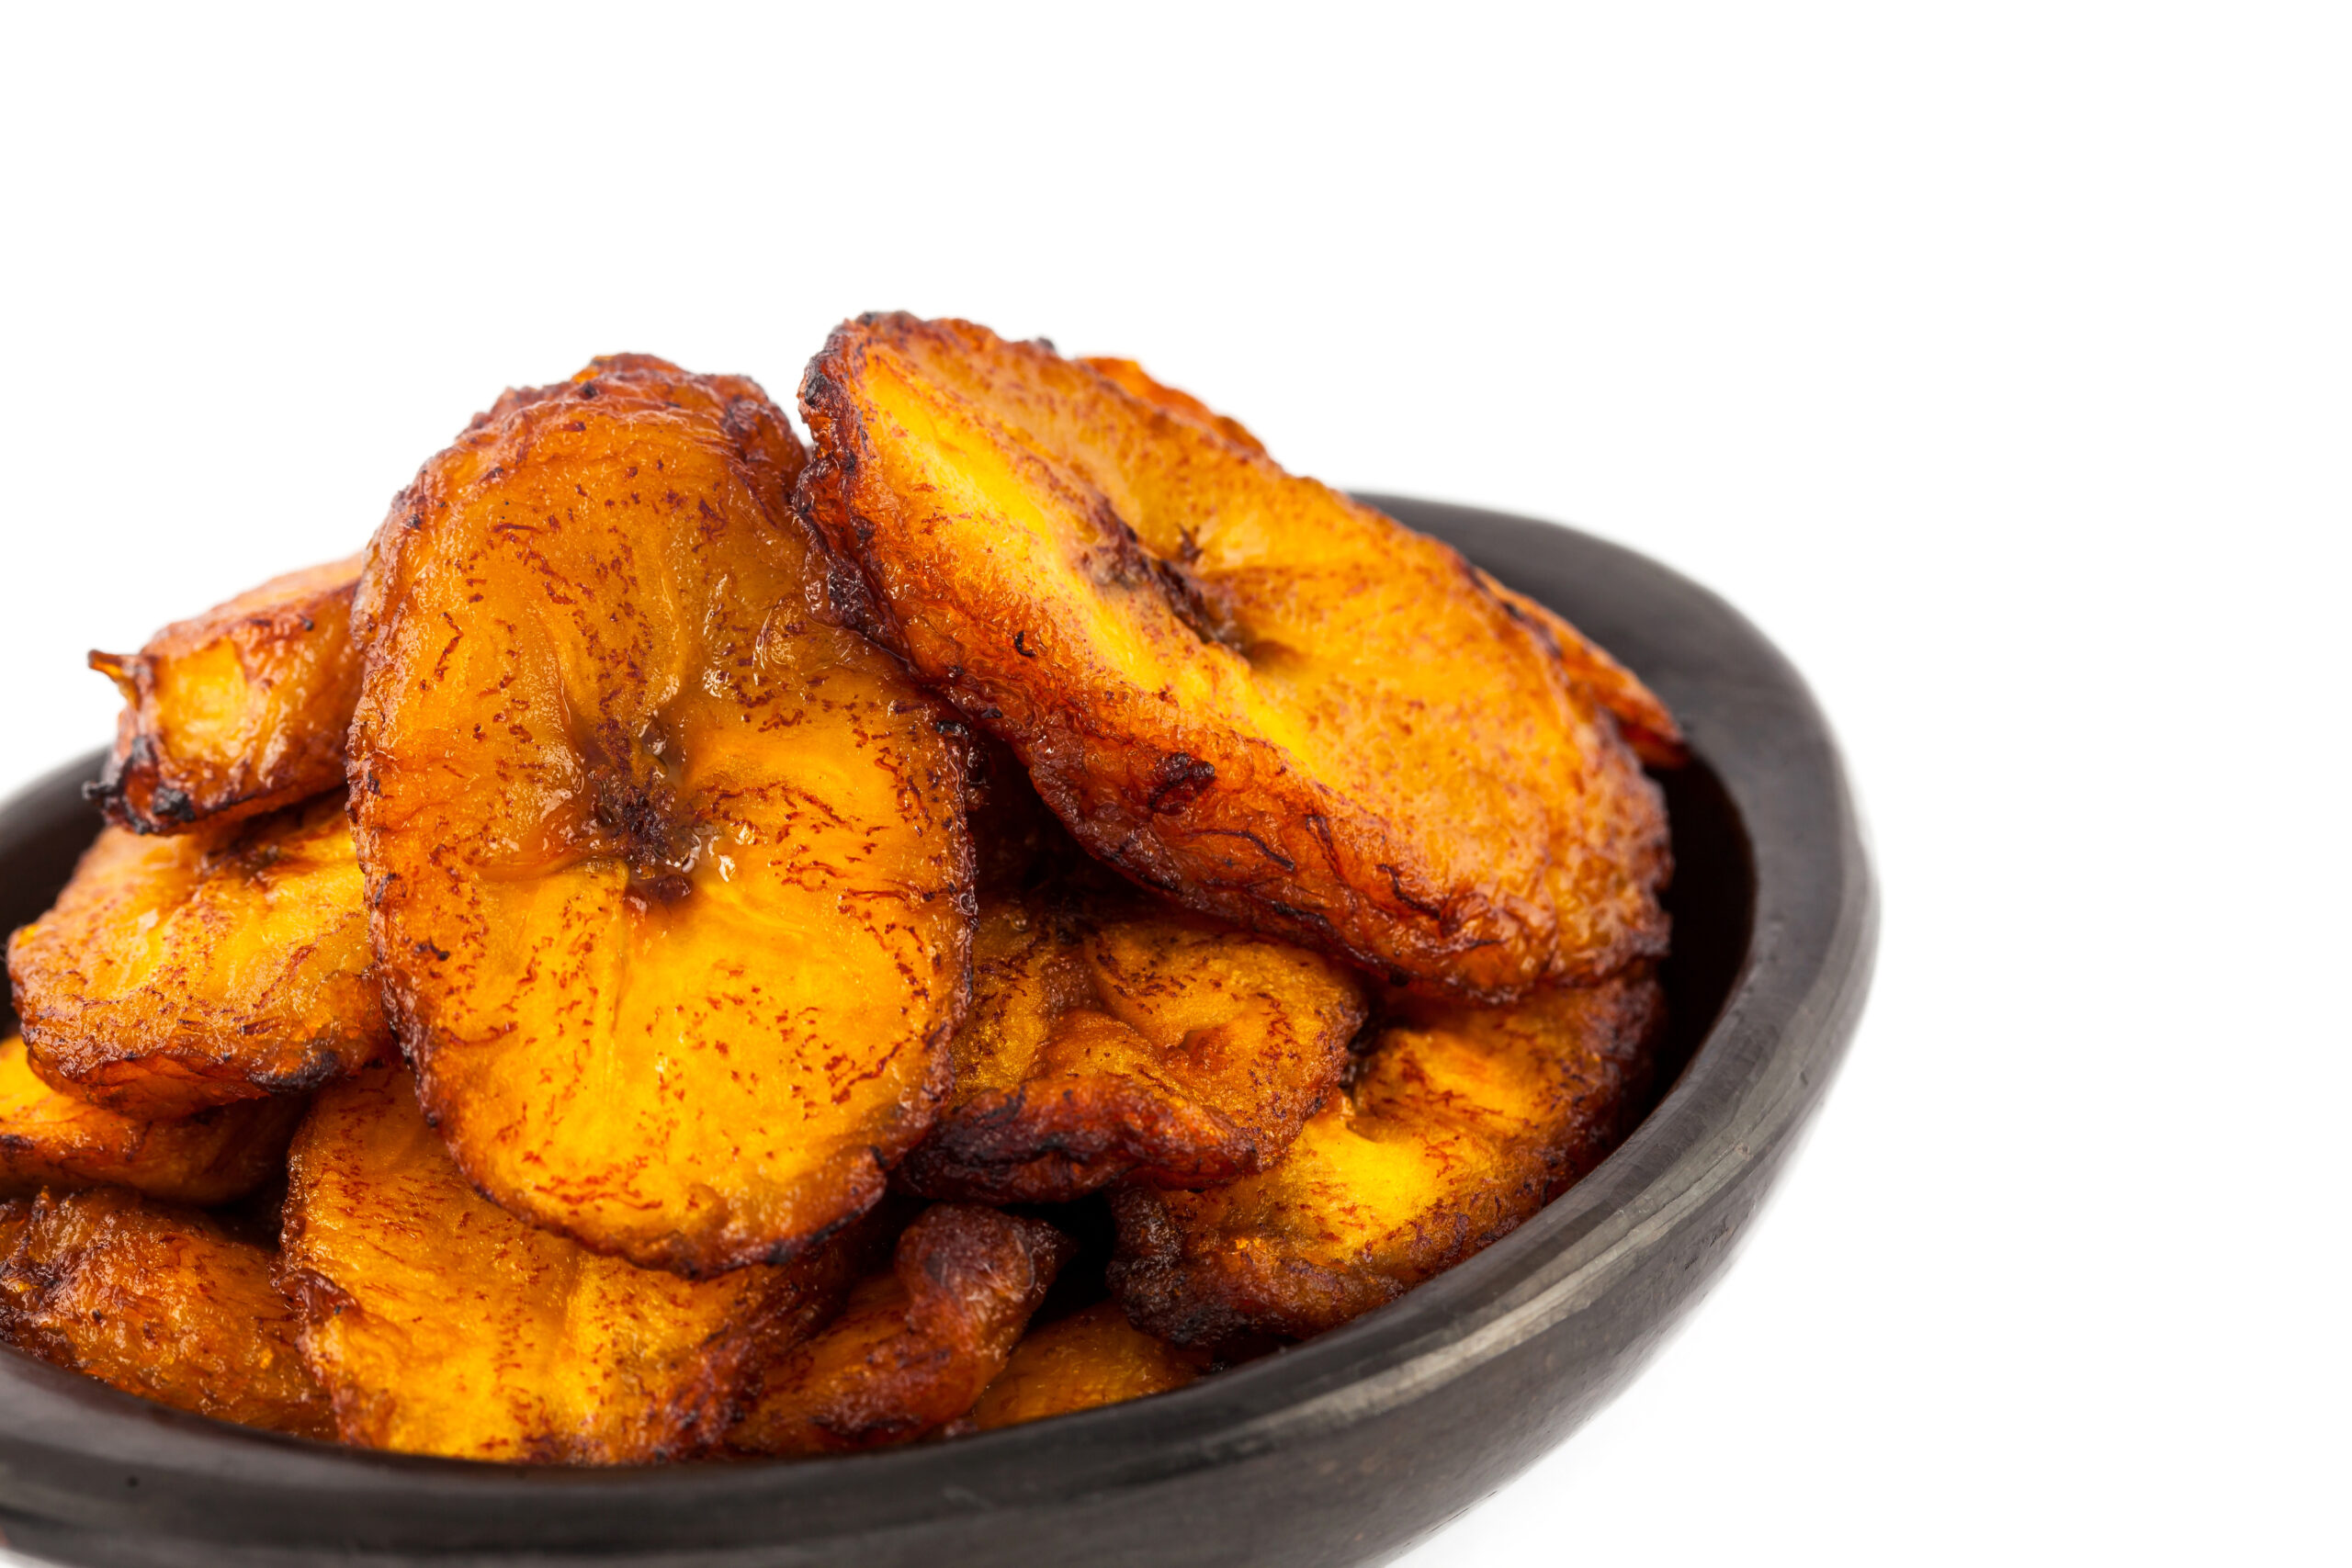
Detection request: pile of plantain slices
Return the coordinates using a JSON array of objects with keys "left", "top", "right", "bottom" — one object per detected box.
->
[{"left": 0, "top": 325, "right": 1680, "bottom": 1462}]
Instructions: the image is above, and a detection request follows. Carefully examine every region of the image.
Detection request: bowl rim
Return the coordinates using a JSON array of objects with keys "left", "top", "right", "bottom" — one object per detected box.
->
[{"left": 0, "top": 497, "right": 1876, "bottom": 1560}]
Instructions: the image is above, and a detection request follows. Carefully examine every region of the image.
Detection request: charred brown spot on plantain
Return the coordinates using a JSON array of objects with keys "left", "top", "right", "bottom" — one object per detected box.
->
[{"left": 1148, "top": 754, "right": 1216, "bottom": 815}]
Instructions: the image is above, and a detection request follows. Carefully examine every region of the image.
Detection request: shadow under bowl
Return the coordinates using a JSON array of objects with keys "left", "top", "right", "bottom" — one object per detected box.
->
[{"left": 0, "top": 497, "right": 1876, "bottom": 1568}]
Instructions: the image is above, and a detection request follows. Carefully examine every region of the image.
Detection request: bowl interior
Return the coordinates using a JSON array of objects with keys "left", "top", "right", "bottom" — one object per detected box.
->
[
  {"left": 1650, "top": 758, "right": 1754, "bottom": 1095},
  {"left": 0, "top": 754, "right": 113, "bottom": 1040}
]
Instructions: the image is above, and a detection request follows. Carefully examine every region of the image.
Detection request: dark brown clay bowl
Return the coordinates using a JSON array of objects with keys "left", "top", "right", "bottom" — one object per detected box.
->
[{"left": 0, "top": 499, "right": 1875, "bottom": 1567}]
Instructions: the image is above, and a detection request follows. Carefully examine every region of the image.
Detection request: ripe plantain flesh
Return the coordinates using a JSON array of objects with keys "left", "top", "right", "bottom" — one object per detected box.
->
[
  {"left": 0, "top": 1186, "right": 334, "bottom": 1438},
  {"left": 895, "top": 868, "right": 1368, "bottom": 1203},
  {"left": 797, "top": 314, "right": 1675, "bottom": 1000},
  {"left": 87, "top": 556, "right": 364, "bottom": 834},
  {"left": 729, "top": 1202, "right": 1069, "bottom": 1455},
  {"left": 1077, "top": 357, "right": 1269, "bottom": 456},
  {"left": 967, "top": 1300, "right": 1211, "bottom": 1431},
  {"left": 1079, "top": 355, "right": 1683, "bottom": 768},
  {"left": 7, "top": 797, "right": 390, "bottom": 1118},
  {"left": 351, "top": 355, "right": 972, "bottom": 1275},
  {"left": 281, "top": 1067, "right": 876, "bottom": 1463},
  {"left": 1110, "top": 972, "right": 1663, "bottom": 1344},
  {"left": 0, "top": 1032, "right": 302, "bottom": 1203}
]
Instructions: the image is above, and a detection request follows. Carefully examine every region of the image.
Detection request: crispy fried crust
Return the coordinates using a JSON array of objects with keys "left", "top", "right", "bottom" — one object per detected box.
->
[
  {"left": 895, "top": 874, "right": 1367, "bottom": 1203},
  {"left": 1077, "top": 358, "right": 1269, "bottom": 457},
  {"left": 797, "top": 314, "right": 1674, "bottom": 1000},
  {"left": 1110, "top": 972, "right": 1663, "bottom": 1344},
  {"left": 0, "top": 1187, "right": 333, "bottom": 1437},
  {"left": 0, "top": 1032, "right": 303, "bottom": 1204},
  {"left": 728, "top": 1203, "right": 1070, "bottom": 1454},
  {"left": 350, "top": 355, "right": 974, "bottom": 1275},
  {"left": 7, "top": 799, "right": 390, "bottom": 1118},
  {"left": 87, "top": 556, "right": 364, "bottom": 835},
  {"left": 281, "top": 1067, "right": 875, "bottom": 1463},
  {"left": 968, "top": 1300, "right": 1211, "bottom": 1431},
  {"left": 1484, "top": 580, "right": 1688, "bottom": 768}
]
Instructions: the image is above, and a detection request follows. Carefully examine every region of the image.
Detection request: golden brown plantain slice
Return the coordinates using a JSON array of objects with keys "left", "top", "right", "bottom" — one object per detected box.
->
[
  {"left": 1109, "top": 972, "right": 1663, "bottom": 1344},
  {"left": 968, "top": 1300, "right": 1212, "bottom": 1431},
  {"left": 1484, "top": 580, "right": 1688, "bottom": 769},
  {"left": 0, "top": 1032, "right": 302, "bottom": 1203},
  {"left": 729, "top": 1203, "right": 1070, "bottom": 1455},
  {"left": 351, "top": 355, "right": 972, "bottom": 1276},
  {"left": 281, "top": 1067, "right": 876, "bottom": 1463},
  {"left": 1073, "top": 357, "right": 1682, "bottom": 769},
  {"left": 0, "top": 1186, "right": 333, "bottom": 1437},
  {"left": 1077, "top": 357, "right": 1270, "bottom": 457},
  {"left": 6, "top": 797, "right": 390, "bottom": 1119},
  {"left": 798, "top": 314, "right": 1675, "bottom": 1000},
  {"left": 895, "top": 871, "right": 1368, "bottom": 1203},
  {"left": 87, "top": 556, "right": 364, "bottom": 835}
]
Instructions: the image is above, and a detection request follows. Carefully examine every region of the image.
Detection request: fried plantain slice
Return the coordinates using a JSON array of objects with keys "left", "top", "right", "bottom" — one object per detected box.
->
[
  {"left": 1076, "top": 357, "right": 1270, "bottom": 457},
  {"left": 7, "top": 797, "right": 390, "bottom": 1119},
  {"left": 1071, "top": 357, "right": 1683, "bottom": 770},
  {"left": 0, "top": 1186, "right": 334, "bottom": 1437},
  {"left": 1484, "top": 579, "right": 1688, "bottom": 769},
  {"left": 281, "top": 1066, "right": 876, "bottom": 1462},
  {"left": 729, "top": 1203, "right": 1070, "bottom": 1455},
  {"left": 87, "top": 555, "right": 365, "bottom": 835},
  {"left": 0, "top": 1032, "right": 302, "bottom": 1204},
  {"left": 797, "top": 314, "right": 1676, "bottom": 1000},
  {"left": 1110, "top": 972, "right": 1664, "bottom": 1345},
  {"left": 351, "top": 355, "right": 973, "bottom": 1276},
  {"left": 968, "top": 1300, "right": 1212, "bottom": 1431},
  {"left": 895, "top": 870, "right": 1368, "bottom": 1203}
]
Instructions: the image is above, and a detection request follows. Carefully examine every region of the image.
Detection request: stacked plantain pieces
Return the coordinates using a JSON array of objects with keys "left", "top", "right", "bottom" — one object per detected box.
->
[{"left": 0, "top": 325, "right": 1680, "bottom": 1462}]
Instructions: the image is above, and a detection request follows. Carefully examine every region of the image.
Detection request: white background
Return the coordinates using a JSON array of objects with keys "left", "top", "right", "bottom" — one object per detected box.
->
[{"left": 3, "top": 5, "right": 2346, "bottom": 1562}]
